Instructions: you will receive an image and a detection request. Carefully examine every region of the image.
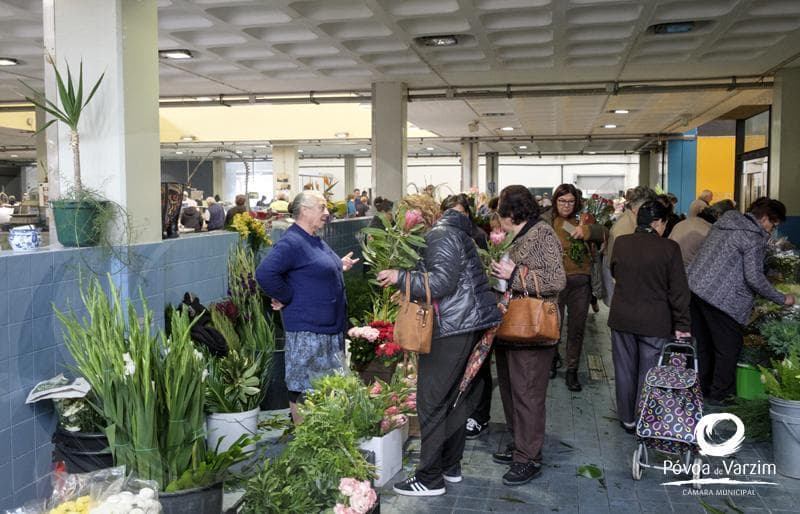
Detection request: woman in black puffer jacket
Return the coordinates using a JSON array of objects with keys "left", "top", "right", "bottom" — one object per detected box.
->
[{"left": 377, "top": 206, "right": 502, "bottom": 497}]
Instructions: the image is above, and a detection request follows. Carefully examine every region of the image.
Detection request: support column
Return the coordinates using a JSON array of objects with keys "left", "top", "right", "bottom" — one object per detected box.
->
[
  {"left": 460, "top": 140, "right": 479, "bottom": 192},
  {"left": 638, "top": 152, "right": 651, "bottom": 187},
  {"left": 45, "top": 0, "right": 161, "bottom": 243},
  {"left": 770, "top": 67, "right": 800, "bottom": 245},
  {"left": 344, "top": 154, "right": 356, "bottom": 197},
  {"left": 485, "top": 152, "right": 499, "bottom": 196},
  {"left": 272, "top": 145, "right": 299, "bottom": 201},
  {"left": 212, "top": 157, "right": 235, "bottom": 203},
  {"left": 371, "top": 82, "right": 407, "bottom": 202}
]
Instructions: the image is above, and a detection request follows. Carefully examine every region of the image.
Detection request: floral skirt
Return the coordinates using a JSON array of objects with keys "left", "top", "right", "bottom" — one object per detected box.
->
[{"left": 285, "top": 331, "right": 345, "bottom": 393}]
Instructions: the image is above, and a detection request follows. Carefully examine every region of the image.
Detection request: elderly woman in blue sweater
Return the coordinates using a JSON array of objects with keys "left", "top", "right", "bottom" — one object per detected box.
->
[{"left": 256, "top": 191, "right": 359, "bottom": 423}]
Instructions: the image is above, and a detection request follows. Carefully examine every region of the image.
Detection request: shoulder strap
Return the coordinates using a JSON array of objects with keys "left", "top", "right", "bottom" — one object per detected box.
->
[
  {"left": 529, "top": 268, "right": 543, "bottom": 298},
  {"left": 423, "top": 273, "right": 431, "bottom": 306}
]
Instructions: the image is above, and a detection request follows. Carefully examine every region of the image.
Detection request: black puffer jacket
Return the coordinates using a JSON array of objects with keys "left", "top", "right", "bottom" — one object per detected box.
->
[{"left": 397, "top": 209, "right": 502, "bottom": 338}]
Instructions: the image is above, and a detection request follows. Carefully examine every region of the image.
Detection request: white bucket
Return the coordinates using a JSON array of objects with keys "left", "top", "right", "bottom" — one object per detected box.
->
[
  {"left": 206, "top": 407, "right": 260, "bottom": 454},
  {"left": 358, "top": 427, "right": 403, "bottom": 488}
]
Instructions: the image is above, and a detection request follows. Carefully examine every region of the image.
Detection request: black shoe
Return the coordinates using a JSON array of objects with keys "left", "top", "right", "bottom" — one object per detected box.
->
[
  {"left": 590, "top": 296, "right": 600, "bottom": 313},
  {"left": 465, "top": 417, "right": 488, "bottom": 440},
  {"left": 620, "top": 421, "right": 636, "bottom": 434},
  {"left": 393, "top": 475, "right": 446, "bottom": 497},
  {"left": 492, "top": 444, "right": 514, "bottom": 465},
  {"left": 566, "top": 370, "right": 582, "bottom": 392},
  {"left": 502, "top": 461, "right": 542, "bottom": 486},
  {"left": 550, "top": 353, "right": 562, "bottom": 379},
  {"left": 442, "top": 463, "right": 462, "bottom": 483}
]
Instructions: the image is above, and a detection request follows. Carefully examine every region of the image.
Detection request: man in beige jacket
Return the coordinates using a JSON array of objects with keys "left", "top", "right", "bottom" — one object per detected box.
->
[{"left": 688, "top": 189, "right": 713, "bottom": 218}]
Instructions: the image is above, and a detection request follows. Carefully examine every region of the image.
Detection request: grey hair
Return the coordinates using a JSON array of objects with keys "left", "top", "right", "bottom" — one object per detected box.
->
[
  {"left": 206, "top": 196, "right": 216, "bottom": 205},
  {"left": 291, "top": 190, "right": 325, "bottom": 216},
  {"left": 628, "top": 185, "right": 657, "bottom": 210}
]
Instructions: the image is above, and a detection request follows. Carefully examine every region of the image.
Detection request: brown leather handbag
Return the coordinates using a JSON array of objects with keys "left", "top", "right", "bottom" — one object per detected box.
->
[
  {"left": 393, "top": 272, "right": 433, "bottom": 354},
  {"left": 496, "top": 267, "right": 560, "bottom": 344}
]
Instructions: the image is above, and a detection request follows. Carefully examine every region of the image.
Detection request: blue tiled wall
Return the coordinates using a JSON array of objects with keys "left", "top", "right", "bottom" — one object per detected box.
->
[{"left": 0, "top": 231, "right": 238, "bottom": 511}]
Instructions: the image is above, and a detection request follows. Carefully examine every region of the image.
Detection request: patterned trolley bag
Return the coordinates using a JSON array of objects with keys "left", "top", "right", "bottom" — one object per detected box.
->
[{"left": 631, "top": 339, "right": 705, "bottom": 484}]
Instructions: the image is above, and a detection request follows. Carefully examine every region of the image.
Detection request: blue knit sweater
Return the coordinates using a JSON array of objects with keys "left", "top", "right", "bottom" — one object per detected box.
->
[{"left": 255, "top": 223, "right": 346, "bottom": 334}]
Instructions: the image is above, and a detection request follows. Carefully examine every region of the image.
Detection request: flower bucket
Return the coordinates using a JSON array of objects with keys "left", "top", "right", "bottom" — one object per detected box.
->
[
  {"left": 358, "top": 427, "right": 403, "bottom": 488},
  {"left": 357, "top": 359, "right": 397, "bottom": 385},
  {"left": 736, "top": 363, "right": 766, "bottom": 400},
  {"left": 407, "top": 413, "right": 421, "bottom": 438},
  {"left": 206, "top": 407, "right": 259, "bottom": 454},
  {"left": 160, "top": 482, "right": 222, "bottom": 514},
  {"left": 769, "top": 396, "right": 800, "bottom": 478},
  {"left": 52, "top": 428, "right": 113, "bottom": 474},
  {"left": 261, "top": 347, "right": 289, "bottom": 411}
]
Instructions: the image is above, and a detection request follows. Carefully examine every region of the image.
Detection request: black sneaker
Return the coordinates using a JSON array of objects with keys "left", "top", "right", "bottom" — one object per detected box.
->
[
  {"left": 620, "top": 421, "right": 636, "bottom": 434},
  {"left": 565, "top": 370, "right": 582, "bottom": 392},
  {"left": 442, "top": 463, "right": 462, "bottom": 483},
  {"left": 492, "top": 443, "right": 514, "bottom": 465},
  {"left": 465, "top": 417, "right": 488, "bottom": 439},
  {"left": 502, "top": 461, "right": 542, "bottom": 486},
  {"left": 393, "top": 475, "right": 446, "bottom": 497}
]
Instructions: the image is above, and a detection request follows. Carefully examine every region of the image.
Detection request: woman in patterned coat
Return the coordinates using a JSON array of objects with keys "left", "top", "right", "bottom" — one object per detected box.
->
[{"left": 490, "top": 185, "right": 567, "bottom": 486}]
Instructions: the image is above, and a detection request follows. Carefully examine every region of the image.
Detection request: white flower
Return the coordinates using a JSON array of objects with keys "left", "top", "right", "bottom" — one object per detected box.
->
[
  {"left": 201, "top": 369, "right": 209, "bottom": 382},
  {"left": 122, "top": 352, "right": 136, "bottom": 376},
  {"left": 784, "top": 358, "right": 793, "bottom": 369},
  {"left": 194, "top": 349, "right": 203, "bottom": 361}
]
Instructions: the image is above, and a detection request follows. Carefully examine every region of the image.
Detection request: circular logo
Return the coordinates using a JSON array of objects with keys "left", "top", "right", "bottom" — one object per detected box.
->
[{"left": 695, "top": 413, "right": 745, "bottom": 457}]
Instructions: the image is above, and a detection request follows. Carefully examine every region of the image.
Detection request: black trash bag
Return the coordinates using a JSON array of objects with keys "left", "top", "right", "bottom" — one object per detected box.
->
[{"left": 178, "top": 292, "right": 229, "bottom": 357}]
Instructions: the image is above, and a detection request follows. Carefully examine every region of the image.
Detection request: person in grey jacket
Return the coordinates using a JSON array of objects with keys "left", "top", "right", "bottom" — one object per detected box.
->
[
  {"left": 688, "top": 197, "right": 795, "bottom": 404},
  {"left": 377, "top": 207, "right": 502, "bottom": 497}
]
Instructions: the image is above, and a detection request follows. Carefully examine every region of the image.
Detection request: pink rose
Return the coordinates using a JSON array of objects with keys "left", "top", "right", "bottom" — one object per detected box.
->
[
  {"left": 334, "top": 504, "right": 356, "bottom": 514},
  {"left": 404, "top": 399, "right": 416, "bottom": 410},
  {"left": 350, "top": 487, "right": 377, "bottom": 514},
  {"left": 407, "top": 392, "right": 416, "bottom": 401},
  {"left": 369, "top": 382, "right": 383, "bottom": 397},
  {"left": 339, "top": 477, "right": 359, "bottom": 496},
  {"left": 380, "top": 418, "right": 391, "bottom": 433},
  {"left": 489, "top": 229, "right": 506, "bottom": 246},
  {"left": 385, "top": 405, "right": 399, "bottom": 416},
  {"left": 404, "top": 209, "right": 424, "bottom": 231},
  {"left": 390, "top": 393, "right": 399, "bottom": 403}
]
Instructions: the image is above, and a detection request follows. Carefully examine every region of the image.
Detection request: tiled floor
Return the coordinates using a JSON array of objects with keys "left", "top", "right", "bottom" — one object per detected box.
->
[{"left": 378, "top": 306, "right": 800, "bottom": 514}]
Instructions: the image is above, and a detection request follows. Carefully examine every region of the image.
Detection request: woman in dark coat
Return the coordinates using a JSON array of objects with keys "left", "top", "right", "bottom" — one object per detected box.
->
[
  {"left": 608, "top": 200, "right": 691, "bottom": 433},
  {"left": 377, "top": 203, "right": 501, "bottom": 497}
]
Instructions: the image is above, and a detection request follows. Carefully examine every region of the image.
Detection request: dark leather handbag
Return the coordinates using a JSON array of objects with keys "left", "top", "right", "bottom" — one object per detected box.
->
[
  {"left": 393, "top": 273, "right": 433, "bottom": 354},
  {"left": 496, "top": 267, "right": 560, "bottom": 344}
]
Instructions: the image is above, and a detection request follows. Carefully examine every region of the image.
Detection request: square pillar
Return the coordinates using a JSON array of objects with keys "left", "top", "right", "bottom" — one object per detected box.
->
[
  {"left": 272, "top": 145, "right": 299, "bottom": 200},
  {"left": 770, "top": 67, "right": 800, "bottom": 244},
  {"left": 461, "top": 141, "right": 479, "bottom": 192},
  {"left": 371, "top": 82, "right": 407, "bottom": 202}
]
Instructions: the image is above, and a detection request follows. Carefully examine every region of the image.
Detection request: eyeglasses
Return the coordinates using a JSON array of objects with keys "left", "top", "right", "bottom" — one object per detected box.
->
[{"left": 557, "top": 199, "right": 576, "bottom": 205}]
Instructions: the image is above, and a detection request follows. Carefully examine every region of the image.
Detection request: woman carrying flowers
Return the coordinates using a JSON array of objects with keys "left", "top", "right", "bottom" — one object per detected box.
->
[
  {"left": 256, "top": 191, "right": 360, "bottom": 423},
  {"left": 376, "top": 196, "right": 501, "bottom": 497},
  {"left": 541, "top": 183, "right": 607, "bottom": 391}
]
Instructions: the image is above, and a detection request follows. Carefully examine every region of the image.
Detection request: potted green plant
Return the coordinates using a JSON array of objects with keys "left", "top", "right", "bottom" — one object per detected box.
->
[
  {"left": 54, "top": 274, "right": 253, "bottom": 513},
  {"left": 759, "top": 352, "right": 800, "bottom": 478},
  {"left": 21, "top": 56, "right": 111, "bottom": 247}
]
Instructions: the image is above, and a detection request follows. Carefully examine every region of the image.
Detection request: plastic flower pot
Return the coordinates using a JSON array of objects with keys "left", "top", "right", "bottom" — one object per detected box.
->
[
  {"left": 51, "top": 199, "right": 107, "bottom": 247},
  {"left": 736, "top": 363, "right": 766, "bottom": 400},
  {"left": 52, "top": 428, "right": 113, "bottom": 473},
  {"left": 159, "top": 482, "right": 223, "bottom": 514},
  {"left": 358, "top": 427, "right": 403, "bottom": 488},
  {"left": 206, "top": 407, "right": 259, "bottom": 454},
  {"left": 769, "top": 396, "right": 800, "bottom": 478}
]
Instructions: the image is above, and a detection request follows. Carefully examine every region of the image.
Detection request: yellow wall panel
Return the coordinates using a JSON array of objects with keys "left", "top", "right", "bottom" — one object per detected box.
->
[{"left": 696, "top": 136, "right": 735, "bottom": 202}]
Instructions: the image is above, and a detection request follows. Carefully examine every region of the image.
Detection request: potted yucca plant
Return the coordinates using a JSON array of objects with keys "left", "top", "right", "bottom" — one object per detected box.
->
[{"left": 21, "top": 55, "right": 110, "bottom": 247}]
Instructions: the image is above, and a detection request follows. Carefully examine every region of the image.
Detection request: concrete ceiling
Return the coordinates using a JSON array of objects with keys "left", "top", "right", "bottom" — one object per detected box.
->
[{"left": 0, "top": 0, "right": 798, "bottom": 162}]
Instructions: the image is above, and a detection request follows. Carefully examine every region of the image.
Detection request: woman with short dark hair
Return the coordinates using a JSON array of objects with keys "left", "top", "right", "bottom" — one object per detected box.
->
[
  {"left": 608, "top": 200, "right": 691, "bottom": 432},
  {"left": 491, "top": 185, "right": 566, "bottom": 485}
]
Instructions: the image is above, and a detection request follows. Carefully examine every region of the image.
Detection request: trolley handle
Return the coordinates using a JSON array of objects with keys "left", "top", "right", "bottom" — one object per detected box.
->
[{"left": 658, "top": 339, "right": 698, "bottom": 371}]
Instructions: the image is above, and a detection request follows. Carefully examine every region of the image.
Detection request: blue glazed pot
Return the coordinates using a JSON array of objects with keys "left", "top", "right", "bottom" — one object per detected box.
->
[{"left": 8, "top": 225, "right": 41, "bottom": 251}]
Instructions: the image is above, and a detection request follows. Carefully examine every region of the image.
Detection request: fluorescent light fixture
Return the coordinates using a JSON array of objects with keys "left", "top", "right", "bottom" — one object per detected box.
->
[
  {"left": 334, "top": 132, "right": 349, "bottom": 138},
  {"left": 254, "top": 145, "right": 268, "bottom": 148},
  {"left": 612, "top": 109, "right": 629, "bottom": 114},
  {"left": 175, "top": 151, "right": 184, "bottom": 155},
  {"left": 0, "top": 57, "right": 19, "bottom": 66},
  {"left": 196, "top": 96, "right": 213, "bottom": 102},
  {"left": 587, "top": 151, "right": 597, "bottom": 155},
  {"left": 159, "top": 49, "right": 193, "bottom": 60},
  {"left": 501, "top": 126, "right": 514, "bottom": 131},
  {"left": 519, "top": 145, "right": 528, "bottom": 150},
  {"left": 650, "top": 21, "right": 696, "bottom": 35},
  {"left": 359, "top": 148, "right": 368, "bottom": 152},
  {"left": 298, "top": 149, "right": 304, "bottom": 153},
  {"left": 603, "top": 124, "right": 618, "bottom": 129},
  {"left": 180, "top": 135, "right": 195, "bottom": 141},
  {"left": 10, "top": 154, "right": 18, "bottom": 157},
  {"left": 426, "top": 146, "right": 434, "bottom": 151},
  {"left": 414, "top": 35, "right": 458, "bottom": 47}
]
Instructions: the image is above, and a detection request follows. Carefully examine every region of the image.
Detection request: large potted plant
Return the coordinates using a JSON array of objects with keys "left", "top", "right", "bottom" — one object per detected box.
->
[
  {"left": 55, "top": 275, "right": 253, "bottom": 513},
  {"left": 760, "top": 352, "right": 800, "bottom": 478},
  {"left": 22, "top": 56, "right": 110, "bottom": 247}
]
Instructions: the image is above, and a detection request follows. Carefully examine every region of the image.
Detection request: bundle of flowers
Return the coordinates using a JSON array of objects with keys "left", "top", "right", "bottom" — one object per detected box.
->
[
  {"left": 231, "top": 212, "right": 272, "bottom": 254},
  {"left": 348, "top": 320, "right": 402, "bottom": 369},
  {"left": 334, "top": 478, "right": 377, "bottom": 514},
  {"left": 368, "top": 379, "right": 415, "bottom": 435},
  {"left": 478, "top": 228, "right": 513, "bottom": 283},
  {"left": 581, "top": 193, "right": 615, "bottom": 227}
]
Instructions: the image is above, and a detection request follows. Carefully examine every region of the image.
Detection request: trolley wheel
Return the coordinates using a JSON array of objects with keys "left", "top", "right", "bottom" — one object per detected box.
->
[
  {"left": 692, "top": 456, "right": 703, "bottom": 489},
  {"left": 632, "top": 445, "right": 643, "bottom": 480}
]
